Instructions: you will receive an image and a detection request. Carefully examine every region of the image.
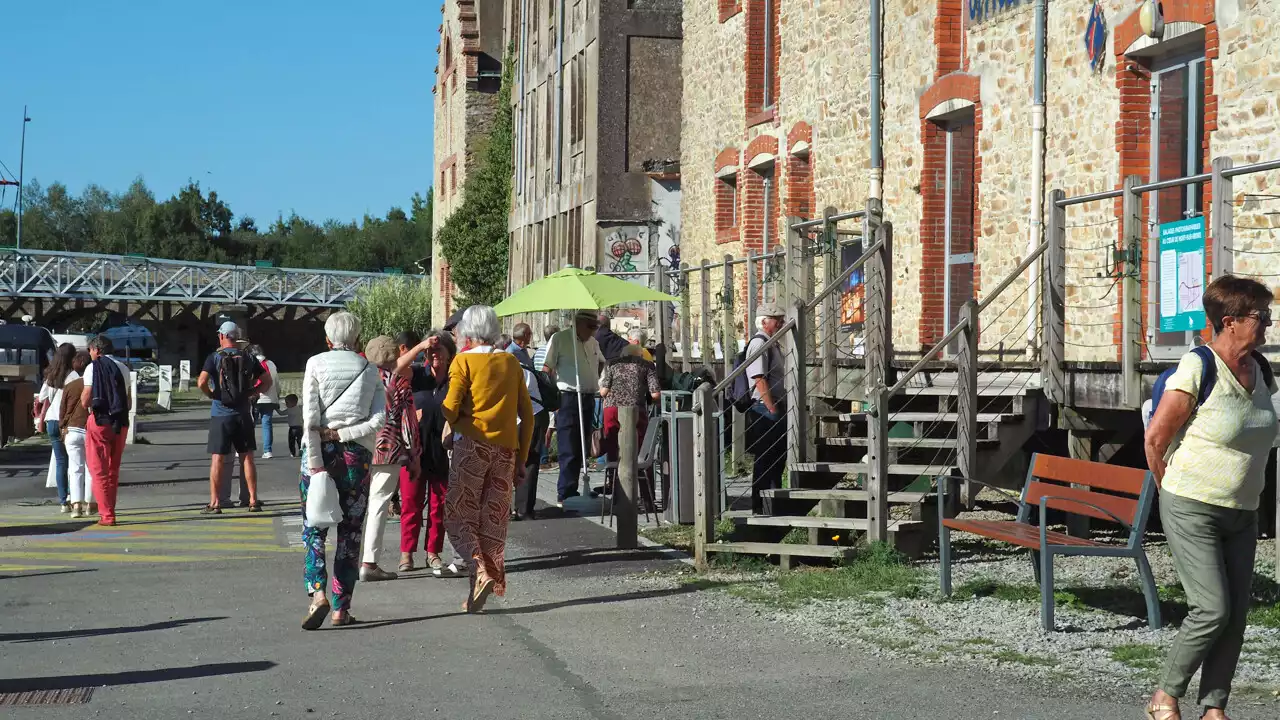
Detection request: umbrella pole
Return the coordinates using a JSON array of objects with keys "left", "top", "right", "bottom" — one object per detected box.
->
[{"left": 574, "top": 341, "right": 591, "bottom": 497}]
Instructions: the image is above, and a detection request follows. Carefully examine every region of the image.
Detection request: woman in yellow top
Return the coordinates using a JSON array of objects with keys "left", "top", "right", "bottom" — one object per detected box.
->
[
  {"left": 1144, "top": 275, "right": 1278, "bottom": 720},
  {"left": 433, "top": 305, "right": 534, "bottom": 613}
]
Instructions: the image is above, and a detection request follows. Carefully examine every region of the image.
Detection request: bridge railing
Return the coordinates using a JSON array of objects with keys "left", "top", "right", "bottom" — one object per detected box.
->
[{"left": 0, "top": 249, "right": 415, "bottom": 308}]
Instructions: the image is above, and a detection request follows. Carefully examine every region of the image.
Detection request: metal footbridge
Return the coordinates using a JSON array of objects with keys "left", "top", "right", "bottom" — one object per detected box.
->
[{"left": 0, "top": 249, "right": 412, "bottom": 308}]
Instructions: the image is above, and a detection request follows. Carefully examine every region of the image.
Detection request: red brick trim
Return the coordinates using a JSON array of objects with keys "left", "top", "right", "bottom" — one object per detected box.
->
[
  {"left": 719, "top": 0, "right": 742, "bottom": 22},
  {"left": 743, "top": 0, "right": 781, "bottom": 120},
  {"left": 714, "top": 147, "right": 740, "bottom": 240},
  {"left": 786, "top": 122, "right": 814, "bottom": 219},
  {"left": 1111, "top": 1, "right": 1217, "bottom": 354},
  {"left": 934, "top": 0, "right": 964, "bottom": 77},
  {"left": 746, "top": 108, "right": 778, "bottom": 129},
  {"left": 741, "top": 134, "right": 780, "bottom": 255},
  {"left": 919, "top": 73, "right": 981, "bottom": 119}
]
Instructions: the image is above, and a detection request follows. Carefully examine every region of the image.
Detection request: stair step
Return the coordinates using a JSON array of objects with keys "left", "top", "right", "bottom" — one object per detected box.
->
[
  {"left": 816, "top": 437, "right": 999, "bottom": 449},
  {"left": 742, "top": 515, "right": 924, "bottom": 532},
  {"left": 760, "top": 488, "right": 933, "bottom": 504},
  {"left": 703, "top": 541, "right": 855, "bottom": 559},
  {"left": 790, "top": 462, "right": 954, "bottom": 476},
  {"left": 905, "top": 385, "right": 1027, "bottom": 397}
]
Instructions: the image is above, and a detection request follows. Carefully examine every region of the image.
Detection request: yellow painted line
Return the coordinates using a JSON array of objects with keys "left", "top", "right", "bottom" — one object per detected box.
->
[
  {"left": 25, "top": 541, "right": 298, "bottom": 553},
  {"left": 0, "top": 551, "right": 266, "bottom": 563},
  {"left": 0, "top": 564, "right": 76, "bottom": 572}
]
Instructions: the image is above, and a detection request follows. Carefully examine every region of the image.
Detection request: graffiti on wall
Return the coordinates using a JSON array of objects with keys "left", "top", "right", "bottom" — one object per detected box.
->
[{"left": 606, "top": 231, "right": 645, "bottom": 273}]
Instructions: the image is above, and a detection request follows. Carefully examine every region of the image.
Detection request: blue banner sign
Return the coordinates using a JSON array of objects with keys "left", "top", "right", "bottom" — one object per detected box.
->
[{"left": 970, "top": 0, "right": 1025, "bottom": 23}]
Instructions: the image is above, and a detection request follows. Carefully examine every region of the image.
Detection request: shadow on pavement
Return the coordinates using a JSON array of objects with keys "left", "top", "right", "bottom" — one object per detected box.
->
[
  {"left": 0, "top": 521, "right": 95, "bottom": 538},
  {"left": 0, "top": 568, "right": 96, "bottom": 582},
  {"left": 0, "top": 661, "right": 277, "bottom": 694},
  {"left": 120, "top": 476, "right": 210, "bottom": 488},
  {"left": 0, "top": 616, "right": 229, "bottom": 644},
  {"left": 505, "top": 548, "right": 674, "bottom": 574},
  {"left": 489, "top": 584, "right": 714, "bottom": 616}
]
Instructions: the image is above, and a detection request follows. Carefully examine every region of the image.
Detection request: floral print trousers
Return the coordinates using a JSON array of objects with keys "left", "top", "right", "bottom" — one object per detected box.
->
[
  {"left": 444, "top": 434, "right": 517, "bottom": 597},
  {"left": 299, "top": 440, "right": 372, "bottom": 611}
]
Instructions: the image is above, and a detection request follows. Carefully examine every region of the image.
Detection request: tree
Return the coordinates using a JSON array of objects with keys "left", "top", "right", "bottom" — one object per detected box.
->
[
  {"left": 345, "top": 276, "right": 434, "bottom": 340},
  {"left": 435, "top": 49, "right": 514, "bottom": 306}
]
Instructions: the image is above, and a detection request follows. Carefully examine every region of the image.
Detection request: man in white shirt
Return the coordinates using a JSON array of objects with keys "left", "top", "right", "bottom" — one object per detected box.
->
[{"left": 542, "top": 311, "right": 606, "bottom": 506}]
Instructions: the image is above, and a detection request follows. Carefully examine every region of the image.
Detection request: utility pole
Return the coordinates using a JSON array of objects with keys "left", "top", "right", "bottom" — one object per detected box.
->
[{"left": 17, "top": 106, "right": 30, "bottom": 250}]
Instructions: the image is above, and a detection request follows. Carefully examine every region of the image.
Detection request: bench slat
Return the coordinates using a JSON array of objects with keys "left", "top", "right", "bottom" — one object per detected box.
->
[
  {"left": 1024, "top": 480, "right": 1139, "bottom": 527},
  {"left": 1032, "top": 454, "right": 1147, "bottom": 496},
  {"left": 942, "top": 519, "right": 1104, "bottom": 549}
]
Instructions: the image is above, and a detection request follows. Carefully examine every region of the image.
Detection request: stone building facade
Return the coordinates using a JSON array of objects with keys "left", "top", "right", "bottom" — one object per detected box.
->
[
  {"left": 503, "top": 0, "right": 682, "bottom": 332},
  {"left": 431, "top": 0, "right": 506, "bottom": 328},
  {"left": 681, "top": 0, "right": 1280, "bottom": 363}
]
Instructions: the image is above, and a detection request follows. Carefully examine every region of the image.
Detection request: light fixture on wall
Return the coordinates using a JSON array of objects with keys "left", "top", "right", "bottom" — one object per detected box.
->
[{"left": 1139, "top": 0, "right": 1165, "bottom": 40}]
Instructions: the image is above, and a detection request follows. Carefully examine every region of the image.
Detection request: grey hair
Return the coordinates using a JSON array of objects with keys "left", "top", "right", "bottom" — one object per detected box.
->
[
  {"left": 325, "top": 311, "right": 361, "bottom": 350},
  {"left": 89, "top": 334, "right": 114, "bottom": 354},
  {"left": 621, "top": 343, "right": 644, "bottom": 358},
  {"left": 512, "top": 322, "right": 533, "bottom": 341},
  {"left": 456, "top": 305, "right": 501, "bottom": 345},
  {"left": 627, "top": 327, "right": 648, "bottom": 344}
]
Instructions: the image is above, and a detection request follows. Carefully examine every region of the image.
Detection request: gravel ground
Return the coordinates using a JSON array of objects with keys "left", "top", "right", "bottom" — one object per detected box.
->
[{"left": 626, "top": 516, "right": 1280, "bottom": 713}]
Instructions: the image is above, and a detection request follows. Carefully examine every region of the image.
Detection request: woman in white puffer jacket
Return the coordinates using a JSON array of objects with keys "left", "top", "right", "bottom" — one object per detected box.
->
[{"left": 300, "top": 311, "right": 386, "bottom": 630}]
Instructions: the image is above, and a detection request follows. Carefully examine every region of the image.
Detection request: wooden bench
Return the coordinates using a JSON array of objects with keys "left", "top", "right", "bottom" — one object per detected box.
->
[{"left": 938, "top": 453, "right": 1160, "bottom": 632}]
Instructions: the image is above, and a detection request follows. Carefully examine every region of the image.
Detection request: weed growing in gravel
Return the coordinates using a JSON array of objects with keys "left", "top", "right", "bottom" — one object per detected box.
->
[
  {"left": 1248, "top": 603, "right": 1280, "bottom": 628},
  {"left": 781, "top": 527, "right": 809, "bottom": 545},
  {"left": 1110, "top": 643, "right": 1163, "bottom": 672},
  {"left": 960, "top": 637, "right": 997, "bottom": 646},
  {"left": 903, "top": 615, "right": 938, "bottom": 635},
  {"left": 640, "top": 524, "right": 694, "bottom": 553},
  {"left": 985, "top": 649, "right": 1059, "bottom": 668}
]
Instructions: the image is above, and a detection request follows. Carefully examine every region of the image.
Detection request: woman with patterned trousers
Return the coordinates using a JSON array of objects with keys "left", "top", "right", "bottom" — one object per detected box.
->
[
  {"left": 440, "top": 306, "right": 533, "bottom": 612},
  {"left": 1144, "top": 275, "right": 1279, "bottom": 720},
  {"left": 299, "top": 311, "right": 386, "bottom": 630}
]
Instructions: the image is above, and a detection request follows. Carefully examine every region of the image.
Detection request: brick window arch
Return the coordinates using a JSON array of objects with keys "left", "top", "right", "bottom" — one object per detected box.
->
[
  {"left": 719, "top": 0, "right": 741, "bottom": 22},
  {"left": 715, "top": 147, "right": 740, "bottom": 244},
  {"left": 741, "top": 134, "right": 780, "bottom": 255},
  {"left": 744, "top": 0, "right": 780, "bottom": 125}
]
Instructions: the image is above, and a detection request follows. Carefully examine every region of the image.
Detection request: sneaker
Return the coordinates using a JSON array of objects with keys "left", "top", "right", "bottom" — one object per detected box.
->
[
  {"left": 261, "top": 452, "right": 273, "bottom": 459},
  {"left": 60, "top": 502, "right": 71, "bottom": 513},
  {"left": 70, "top": 503, "right": 85, "bottom": 519},
  {"left": 447, "top": 560, "right": 467, "bottom": 576},
  {"left": 359, "top": 565, "right": 398, "bottom": 582}
]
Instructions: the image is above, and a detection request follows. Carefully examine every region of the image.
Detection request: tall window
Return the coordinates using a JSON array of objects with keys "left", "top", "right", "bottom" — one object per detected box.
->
[{"left": 745, "top": 0, "right": 780, "bottom": 119}]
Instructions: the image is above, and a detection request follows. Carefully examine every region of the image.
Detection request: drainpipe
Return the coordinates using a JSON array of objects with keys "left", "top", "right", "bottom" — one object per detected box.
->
[
  {"left": 555, "top": 0, "right": 566, "bottom": 185},
  {"left": 518, "top": 0, "right": 528, "bottom": 197},
  {"left": 1026, "top": 0, "right": 1047, "bottom": 359},
  {"left": 868, "top": 0, "right": 883, "bottom": 199}
]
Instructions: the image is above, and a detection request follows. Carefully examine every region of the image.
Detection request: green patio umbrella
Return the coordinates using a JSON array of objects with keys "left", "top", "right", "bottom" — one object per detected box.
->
[
  {"left": 493, "top": 267, "right": 678, "bottom": 317},
  {"left": 494, "top": 267, "right": 677, "bottom": 501}
]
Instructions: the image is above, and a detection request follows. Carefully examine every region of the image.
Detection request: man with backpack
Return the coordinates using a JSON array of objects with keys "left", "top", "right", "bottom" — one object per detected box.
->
[
  {"left": 197, "top": 321, "right": 268, "bottom": 514},
  {"left": 507, "top": 323, "right": 550, "bottom": 519},
  {"left": 740, "top": 303, "right": 788, "bottom": 514}
]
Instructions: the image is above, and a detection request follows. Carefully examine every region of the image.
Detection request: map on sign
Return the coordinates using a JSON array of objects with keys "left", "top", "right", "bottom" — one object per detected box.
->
[{"left": 1157, "top": 217, "right": 1207, "bottom": 333}]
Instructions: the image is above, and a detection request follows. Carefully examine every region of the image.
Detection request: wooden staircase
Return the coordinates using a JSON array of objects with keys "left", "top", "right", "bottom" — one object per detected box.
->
[{"left": 704, "top": 371, "right": 1046, "bottom": 565}]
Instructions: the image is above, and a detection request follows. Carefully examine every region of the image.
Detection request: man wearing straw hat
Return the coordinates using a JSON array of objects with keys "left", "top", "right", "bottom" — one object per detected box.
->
[{"left": 542, "top": 311, "right": 606, "bottom": 507}]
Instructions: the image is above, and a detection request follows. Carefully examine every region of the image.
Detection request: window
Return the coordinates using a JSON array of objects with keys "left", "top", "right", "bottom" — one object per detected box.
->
[
  {"left": 716, "top": 176, "right": 737, "bottom": 231},
  {"left": 450, "top": 165, "right": 457, "bottom": 191},
  {"left": 440, "top": 170, "right": 447, "bottom": 197},
  {"left": 745, "top": 0, "right": 780, "bottom": 120}
]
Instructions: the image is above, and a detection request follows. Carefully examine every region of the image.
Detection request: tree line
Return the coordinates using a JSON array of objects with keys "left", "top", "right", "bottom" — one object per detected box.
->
[{"left": 0, "top": 179, "right": 433, "bottom": 273}]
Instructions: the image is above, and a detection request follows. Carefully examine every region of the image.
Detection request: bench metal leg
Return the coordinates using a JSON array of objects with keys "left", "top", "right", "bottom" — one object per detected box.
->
[
  {"left": 939, "top": 498, "right": 952, "bottom": 597},
  {"left": 1039, "top": 549, "right": 1055, "bottom": 632},
  {"left": 1135, "top": 552, "right": 1162, "bottom": 630},
  {"left": 1030, "top": 550, "right": 1041, "bottom": 584}
]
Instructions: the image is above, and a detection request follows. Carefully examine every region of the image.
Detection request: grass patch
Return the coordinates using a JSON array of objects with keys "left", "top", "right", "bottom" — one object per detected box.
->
[
  {"left": 961, "top": 637, "right": 997, "bottom": 647},
  {"left": 1248, "top": 603, "right": 1280, "bottom": 628},
  {"left": 640, "top": 524, "right": 694, "bottom": 554},
  {"left": 903, "top": 615, "right": 938, "bottom": 635},
  {"left": 781, "top": 527, "right": 809, "bottom": 545},
  {"left": 767, "top": 542, "right": 922, "bottom": 605},
  {"left": 1110, "top": 643, "right": 1163, "bottom": 672},
  {"left": 986, "top": 648, "right": 1059, "bottom": 668}
]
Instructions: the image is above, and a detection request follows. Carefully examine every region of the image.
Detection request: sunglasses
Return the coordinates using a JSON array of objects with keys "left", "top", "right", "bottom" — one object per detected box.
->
[{"left": 1242, "top": 309, "right": 1273, "bottom": 323}]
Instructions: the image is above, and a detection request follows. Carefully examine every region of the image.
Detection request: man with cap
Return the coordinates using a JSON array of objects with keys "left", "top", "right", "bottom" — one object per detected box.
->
[
  {"left": 745, "top": 303, "right": 788, "bottom": 514},
  {"left": 197, "top": 321, "right": 268, "bottom": 513},
  {"left": 542, "top": 311, "right": 607, "bottom": 506}
]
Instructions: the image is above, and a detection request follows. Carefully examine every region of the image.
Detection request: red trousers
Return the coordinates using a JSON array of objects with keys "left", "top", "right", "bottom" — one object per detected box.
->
[
  {"left": 400, "top": 467, "right": 448, "bottom": 555},
  {"left": 602, "top": 406, "right": 648, "bottom": 463},
  {"left": 86, "top": 415, "right": 126, "bottom": 524}
]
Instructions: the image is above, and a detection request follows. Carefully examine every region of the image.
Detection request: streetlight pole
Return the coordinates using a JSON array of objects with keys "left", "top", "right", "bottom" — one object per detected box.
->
[{"left": 17, "top": 106, "right": 30, "bottom": 250}]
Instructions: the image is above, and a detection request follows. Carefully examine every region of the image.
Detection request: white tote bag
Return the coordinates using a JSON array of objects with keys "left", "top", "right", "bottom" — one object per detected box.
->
[
  {"left": 45, "top": 451, "right": 58, "bottom": 489},
  {"left": 304, "top": 471, "right": 342, "bottom": 528}
]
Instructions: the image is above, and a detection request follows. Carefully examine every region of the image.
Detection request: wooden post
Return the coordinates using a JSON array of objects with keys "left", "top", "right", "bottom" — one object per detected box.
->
[
  {"left": 616, "top": 405, "right": 639, "bottom": 549},
  {"left": 864, "top": 207, "right": 891, "bottom": 542},
  {"left": 680, "top": 262, "right": 692, "bottom": 372},
  {"left": 1043, "top": 189, "right": 1067, "bottom": 406},
  {"left": 722, "top": 255, "right": 735, "bottom": 381},
  {"left": 821, "top": 206, "right": 838, "bottom": 398},
  {"left": 747, "top": 253, "right": 759, "bottom": 333},
  {"left": 957, "top": 300, "right": 979, "bottom": 507},
  {"left": 692, "top": 383, "right": 718, "bottom": 569},
  {"left": 785, "top": 299, "right": 810, "bottom": 468},
  {"left": 1211, "top": 156, "right": 1234, "bottom": 279},
  {"left": 784, "top": 216, "right": 803, "bottom": 313},
  {"left": 701, "top": 259, "right": 713, "bottom": 370},
  {"left": 1121, "top": 176, "right": 1143, "bottom": 408}
]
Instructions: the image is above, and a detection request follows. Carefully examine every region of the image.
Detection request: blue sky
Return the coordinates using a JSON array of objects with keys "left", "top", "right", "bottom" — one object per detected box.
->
[{"left": 2, "top": 1, "right": 441, "bottom": 225}]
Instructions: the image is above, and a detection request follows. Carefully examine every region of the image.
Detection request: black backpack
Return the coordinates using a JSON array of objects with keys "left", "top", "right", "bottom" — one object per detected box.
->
[
  {"left": 521, "top": 361, "right": 561, "bottom": 411},
  {"left": 216, "top": 349, "right": 257, "bottom": 408}
]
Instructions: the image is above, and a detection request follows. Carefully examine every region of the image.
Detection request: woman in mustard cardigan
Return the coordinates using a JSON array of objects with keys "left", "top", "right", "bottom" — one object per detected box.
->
[{"left": 436, "top": 305, "right": 533, "bottom": 612}]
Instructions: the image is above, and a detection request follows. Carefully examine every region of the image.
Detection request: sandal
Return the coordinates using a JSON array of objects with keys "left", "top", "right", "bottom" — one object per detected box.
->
[
  {"left": 248, "top": 501, "right": 264, "bottom": 513},
  {"left": 1144, "top": 703, "right": 1179, "bottom": 720},
  {"left": 200, "top": 504, "right": 222, "bottom": 515},
  {"left": 302, "top": 594, "right": 330, "bottom": 631},
  {"left": 398, "top": 556, "right": 415, "bottom": 572},
  {"left": 331, "top": 612, "right": 358, "bottom": 627},
  {"left": 470, "top": 576, "right": 496, "bottom": 613}
]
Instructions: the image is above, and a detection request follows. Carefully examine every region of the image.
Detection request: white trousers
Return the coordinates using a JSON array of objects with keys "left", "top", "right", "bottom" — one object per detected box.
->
[
  {"left": 361, "top": 464, "right": 400, "bottom": 565},
  {"left": 64, "top": 428, "right": 93, "bottom": 504}
]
